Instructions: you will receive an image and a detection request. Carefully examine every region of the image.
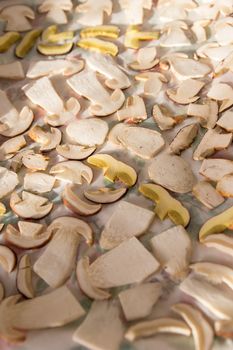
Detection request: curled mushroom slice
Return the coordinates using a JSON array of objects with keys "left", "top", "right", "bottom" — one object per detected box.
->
[
  {"left": 119, "top": 0, "right": 152, "bottom": 25},
  {"left": 152, "top": 104, "right": 182, "bottom": 130},
  {"left": 24, "top": 172, "right": 56, "bottom": 194},
  {"left": 172, "top": 303, "right": 214, "bottom": 350},
  {"left": 0, "top": 167, "right": 18, "bottom": 199},
  {"left": 0, "top": 135, "right": 26, "bottom": 161},
  {"left": 10, "top": 191, "right": 53, "bottom": 219},
  {"left": 187, "top": 100, "right": 218, "bottom": 129},
  {"left": 84, "top": 187, "right": 127, "bottom": 204},
  {"left": 50, "top": 161, "right": 93, "bottom": 185},
  {"left": 0, "top": 245, "right": 16, "bottom": 273},
  {"left": 77, "top": 38, "right": 118, "bottom": 56},
  {"left": 117, "top": 95, "right": 147, "bottom": 123},
  {"left": 136, "top": 72, "right": 167, "bottom": 97},
  {"left": 128, "top": 46, "right": 159, "bottom": 71},
  {"left": 28, "top": 125, "right": 61, "bottom": 151},
  {"left": 68, "top": 71, "right": 124, "bottom": 116},
  {"left": 75, "top": 0, "right": 112, "bottom": 26},
  {"left": 216, "top": 175, "right": 233, "bottom": 198},
  {"left": 80, "top": 25, "right": 120, "bottom": 39},
  {"left": 0, "top": 32, "right": 21, "bottom": 53},
  {"left": 17, "top": 255, "right": 34, "bottom": 299},
  {"left": 38, "top": 0, "right": 73, "bottom": 24},
  {"left": 22, "top": 152, "right": 49, "bottom": 171},
  {"left": 125, "top": 317, "right": 191, "bottom": 341},
  {"left": 0, "top": 5, "right": 35, "bottom": 32},
  {"left": 193, "top": 181, "right": 224, "bottom": 210},
  {"left": 203, "top": 234, "right": 233, "bottom": 258},
  {"left": 167, "top": 79, "right": 205, "bottom": 105},
  {"left": 41, "top": 25, "right": 73, "bottom": 43},
  {"left": 216, "top": 110, "right": 233, "bottom": 132},
  {"left": 57, "top": 144, "right": 96, "bottom": 160},
  {"left": 15, "top": 29, "right": 42, "bottom": 59},
  {"left": 200, "top": 158, "right": 233, "bottom": 182},
  {"left": 207, "top": 83, "right": 233, "bottom": 112},
  {"left": 0, "top": 61, "right": 24, "bottom": 80},
  {"left": 124, "top": 25, "right": 159, "bottom": 49},
  {"left": 169, "top": 123, "right": 198, "bottom": 155},
  {"left": 37, "top": 42, "right": 73, "bottom": 56}
]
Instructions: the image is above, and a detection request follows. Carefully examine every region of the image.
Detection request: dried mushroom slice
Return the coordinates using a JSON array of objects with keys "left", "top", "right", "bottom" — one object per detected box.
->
[
  {"left": 167, "top": 79, "right": 205, "bottom": 105},
  {"left": 0, "top": 135, "right": 26, "bottom": 161},
  {"left": 108, "top": 123, "right": 130, "bottom": 145},
  {"left": 22, "top": 152, "right": 49, "bottom": 171},
  {"left": 84, "top": 187, "right": 127, "bottom": 204},
  {"left": 119, "top": 0, "right": 152, "bottom": 25},
  {"left": 38, "top": 0, "right": 73, "bottom": 24},
  {"left": 199, "top": 158, "right": 233, "bottom": 182},
  {"left": 216, "top": 110, "right": 233, "bottom": 132},
  {"left": 0, "top": 245, "right": 16, "bottom": 273},
  {"left": 0, "top": 167, "right": 18, "bottom": 199},
  {"left": 28, "top": 125, "right": 61, "bottom": 151},
  {"left": 50, "top": 161, "right": 93, "bottom": 185},
  {"left": 56, "top": 144, "right": 96, "bottom": 160},
  {"left": 216, "top": 174, "right": 233, "bottom": 197},
  {"left": 17, "top": 255, "right": 34, "bottom": 299},
  {"left": 24, "top": 172, "right": 56, "bottom": 194},
  {"left": 135, "top": 72, "right": 167, "bottom": 98},
  {"left": 75, "top": 0, "right": 112, "bottom": 26},
  {"left": 117, "top": 95, "right": 147, "bottom": 123},
  {"left": 207, "top": 83, "right": 233, "bottom": 112},
  {"left": 15, "top": 29, "right": 42, "bottom": 59},
  {"left": 124, "top": 25, "right": 159, "bottom": 49},
  {"left": 152, "top": 104, "right": 181, "bottom": 130},
  {"left": 203, "top": 234, "right": 233, "bottom": 258},
  {"left": 187, "top": 100, "right": 218, "bottom": 129},
  {"left": 0, "top": 61, "right": 24, "bottom": 80},
  {"left": 169, "top": 123, "right": 198, "bottom": 155},
  {"left": 37, "top": 41, "right": 73, "bottom": 56},
  {"left": 0, "top": 5, "right": 35, "bottom": 32},
  {"left": 160, "top": 21, "right": 191, "bottom": 47},
  {"left": 77, "top": 38, "right": 118, "bottom": 56},
  {"left": 193, "top": 181, "right": 224, "bottom": 209},
  {"left": 80, "top": 25, "right": 120, "bottom": 39},
  {"left": 128, "top": 46, "right": 159, "bottom": 70}
]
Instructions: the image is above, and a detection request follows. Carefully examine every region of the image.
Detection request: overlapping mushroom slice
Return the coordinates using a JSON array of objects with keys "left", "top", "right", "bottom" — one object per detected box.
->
[
  {"left": 216, "top": 175, "right": 233, "bottom": 198},
  {"left": 214, "top": 17, "right": 233, "bottom": 46},
  {"left": 117, "top": 96, "right": 147, "bottom": 122},
  {"left": 120, "top": 0, "right": 152, "bottom": 24},
  {"left": 99, "top": 201, "right": 154, "bottom": 249},
  {"left": 200, "top": 158, "right": 233, "bottom": 182},
  {"left": 203, "top": 234, "right": 233, "bottom": 258},
  {"left": 34, "top": 217, "right": 92, "bottom": 288},
  {"left": 17, "top": 255, "right": 34, "bottom": 299},
  {"left": 80, "top": 25, "right": 120, "bottom": 39},
  {"left": 124, "top": 26, "right": 159, "bottom": 49},
  {"left": 152, "top": 104, "right": 183, "bottom": 130},
  {"left": 167, "top": 79, "right": 205, "bottom": 105},
  {"left": 28, "top": 125, "right": 61, "bottom": 151},
  {"left": 24, "top": 173, "right": 56, "bottom": 194},
  {"left": 50, "top": 161, "right": 93, "bottom": 185},
  {"left": 160, "top": 21, "right": 192, "bottom": 47},
  {"left": 0, "top": 135, "right": 26, "bottom": 161},
  {"left": 207, "top": 82, "right": 233, "bottom": 112},
  {"left": 0, "top": 61, "right": 24, "bottom": 80},
  {"left": 0, "top": 167, "right": 18, "bottom": 199},
  {"left": 128, "top": 47, "right": 159, "bottom": 71},
  {"left": 23, "top": 77, "right": 80, "bottom": 126},
  {"left": 77, "top": 37, "right": 118, "bottom": 56},
  {"left": 75, "top": 0, "right": 112, "bottom": 25},
  {"left": 216, "top": 110, "right": 233, "bottom": 132},
  {"left": 57, "top": 144, "right": 96, "bottom": 160},
  {"left": 22, "top": 151, "right": 49, "bottom": 171},
  {"left": 187, "top": 100, "right": 218, "bottom": 129},
  {"left": 169, "top": 123, "right": 198, "bottom": 154},
  {"left": 0, "top": 5, "right": 35, "bottom": 32},
  {"left": 0, "top": 245, "right": 16, "bottom": 273},
  {"left": 193, "top": 181, "right": 224, "bottom": 209},
  {"left": 135, "top": 72, "right": 167, "bottom": 98},
  {"left": 38, "top": 0, "right": 73, "bottom": 24},
  {"left": 157, "top": 0, "right": 197, "bottom": 21},
  {"left": 84, "top": 187, "right": 126, "bottom": 204}
]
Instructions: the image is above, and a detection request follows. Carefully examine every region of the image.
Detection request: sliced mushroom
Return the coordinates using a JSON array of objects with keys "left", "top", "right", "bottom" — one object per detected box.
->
[
  {"left": 160, "top": 21, "right": 191, "bottom": 47},
  {"left": 38, "top": 0, "right": 73, "bottom": 24},
  {"left": 17, "top": 255, "right": 34, "bottom": 299},
  {"left": 22, "top": 151, "right": 49, "bottom": 171},
  {"left": 192, "top": 20, "right": 210, "bottom": 43},
  {"left": 108, "top": 123, "right": 130, "bottom": 145},
  {"left": 0, "top": 32, "right": 21, "bottom": 53},
  {"left": 40, "top": 24, "right": 74, "bottom": 43},
  {"left": 207, "top": 83, "right": 233, "bottom": 112},
  {"left": 15, "top": 28, "right": 42, "bottom": 59},
  {"left": 0, "top": 135, "right": 26, "bottom": 161},
  {"left": 50, "top": 161, "right": 93, "bottom": 185},
  {"left": 128, "top": 47, "right": 159, "bottom": 70},
  {"left": 117, "top": 95, "right": 147, "bottom": 122},
  {"left": 193, "top": 181, "right": 224, "bottom": 209},
  {"left": 28, "top": 125, "right": 61, "bottom": 151},
  {"left": 216, "top": 110, "right": 233, "bottom": 132},
  {"left": 99, "top": 201, "right": 154, "bottom": 249},
  {"left": 167, "top": 79, "right": 205, "bottom": 105},
  {"left": 203, "top": 234, "right": 233, "bottom": 258},
  {"left": 0, "top": 61, "right": 24, "bottom": 80},
  {"left": 0, "top": 167, "right": 18, "bottom": 199},
  {"left": 80, "top": 25, "right": 120, "bottom": 39},
  {"left": 0, "top": 5, "right": 35, "bottom": 32},
  {"left": 124, "top": 25, "right": 159, "bottom": 49},
  {"left": 77, "top": 37, "right": 118, "bottom": 56},
  {"left": 10, "top": 150, "right": 34, "bottom": 173},
  {"left": 84, "top": 187, "right": 127, "bottom": 204},
  {"left": 27, "top": 59, "right": 84, "bottom": 78},
  {"left": 24, "top": 172, "right": 56, "bottom": 194},
  {"left": 37, "top": 42, "right": 73, "bottom": 56},
  {"left": 152, "top": 104, "right": 181, "bottom": 130},
  {"left": 169, "top": 123, "right": 198, "bottom": 154},
  {"left": 57, "top": 144, "right": 96, "bottom": 160},
  {"left": 0, "top": 245, "right": 16, "bottom": 273},
  {"left": 119, "top": 0, "right": 152, "bottom": 24},
  {"left": 75, "top": 0, "right": 112, "bottom": 26},
  {"left": 216, "top": 174, "right": 233, "bottom": 198},
  {"left": 200, "top": 158, "right": 233, "bottom": 182},
  {"left": 0, "top": 203, "right": 6, "bottom": 216},
  {"left": 10, "top": 191, "right": 53, "bottom": 219},
  {"left": 135, "top": 72, "right": 167, "bottom": 98},
  {"left": 187, "top": 100, "right": 218, "bottom": 129}
]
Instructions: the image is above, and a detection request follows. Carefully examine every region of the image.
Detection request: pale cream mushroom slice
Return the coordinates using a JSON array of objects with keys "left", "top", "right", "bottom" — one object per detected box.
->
[
  {"left": 167, "top": 79, "right": 205, "bottom": 105},
  {"left": 216, "top": 110, "right": 233, "bottom": 132},
  {"left": 10, "top": 191, "right": 53, "bottom": 219},
  {"left": 160, "top": 21, "right": 191, "bottom": 47},
  {"left": 0, "top": 245, "right": 16, "bottom": 273},
  {"left": 172, "top": 303, "right": 214, "bottom": 350},
  {"left": 56, "top": 144, "right": 96, "bottom": 160},
  {"left": 17, "top": 255, "right": 34, "bottom": 299},
  {"left": 193, "top": 128, "right": 232, "bottom": 161},
  {"left": 0, "top": 167, "right": 18, "bottom": 199},
  {"left": 207, "top": 82, "right": 233, "bottom": 112},
  {"left": 191, "top": 20, "right": 210, "bottom": 43},
  {"left": 135, "top": 72, "right": 167, "bottom": 98},
  {"left": 119, "top": 283, "right": 162, "bottom": 321},
  {"left": 75, "top": 0, "right": 112, "bottom": 26},
  {"left": 66, "top": 118, "right": 108, "bottom": 147},
  {"left": 108, "top": 123, "right": 130, "bottom": 145},
  {"left": 10, "top": 150, "right": 34, "bottom": 173},
  {"left": 28, "top": 125, "right": 61, "bottom": 151},
  {"left": 38, "top": 0, "right": 73, "bottom": 24},
  {"left": 203, "top": 234, "right": 233, "bottom": 258},
  {"left": 88, "top": 237, "right": 160, "bottom": 289},
  {"left": 4, "top": 221, "right": 52, "bottom": 249},
  {"left": 119, "top": 0, "right": 152, "bottom": 24},
  {"left": 22, "top": 151, "right": 49, "bottom": 171},
  {"left": 23, "top": 77, "right": 80, "bottom": 127},
  {"left": 67, "top": 71, "right": 125, "bottom": 116},
  {"left": 152, "top": 104, "right": 180, "bottom": 130},
  {"left": 100, "top": 201, "right": 155, "bottom": 250},
  {"left": 187, "top": 100, "right": 218, "bottom": 129},
  {"left": 0, "top": 135, "right": 26, "bottom": 161},
  {"left": 216, "top": 174, "right": 233, "bottom": 197},
  {"left": 0, "top": 5, "right": 35, "bottom": 31},
  {"left": 84, "top": 187, "right": 127, "bottom": 204},
  {"left": 193, "top": 181, "right": 224, "bottom": 209},
  {"left": 200, "top": 158, "right": 233, "bottom": 182},
  {"left": 117, "top": 95, "right": 147, "bottom": 122},
  {"left": 24, "top": 172, "right": 56, "bottom": 194},
  {"left": 50, "top": 161, "right": 93, "bottom": 185},
  {"left": 214, "top": 17, "right": 233, "bottom": 46},
  {"left": 215, "top": 51, "right": 233, "bottom": 74},
  {"left": 34, "top": 216, "right": 92, "bottom": 288},
  {"left": 150, "top": 225, "right": 192, "bottom": 281},
  {"left": 148, "top": 154, "right": 195, "bottom": 194},
  {"left": 0, "top": 61, "right": 24, "bottom": 80},
  {"left": 128, "top": 47, "right": 159, "bottom": 71},
  {"left": 169, "top": 123, "right": 198, "bottom": 155}
]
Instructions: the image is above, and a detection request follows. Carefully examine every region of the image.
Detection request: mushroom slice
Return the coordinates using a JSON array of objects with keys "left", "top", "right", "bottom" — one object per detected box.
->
[
  {"left": 0, "top": 245, "right": 16, "bottom": 273},
  {"left": 152, "top": 104, "right": 181, "bottom": 130},
  {"left": 99, "top": 201, "right": 154, "bottom": 249},
  {"left": 128, "top": 47, "right": 159, "bottom": 70},
  {"left": 160, "top": 21, "right": 191, "bottom": 48},
  {"left": 77, "top": 38, "right": 118, "bottom": 56},
  {"left": 150, "top": 225, "right": 192, "bottom": 281},
  {"left": 125, "top": 317, "right": 191, "bottom": 341},
  {"left": 0, "top": 203, "right": 6, "bottom": 216},
  {"left": 24, "top": 172, "right": 56, "bottom": 194},
  {"left": 0, "top": 5, "right": 35, "bottom": 32},
  {"left": 75, "top": 0, "right": 112, "bottom": 26},
  {"left": 172, "top": 303, "right": 214, "bottom": 350},
  {"left": 50, "top": 161, "right": 93, "bottom": 185},
  {"left": 62, "top": 184, "right": 102, "bottom": 216},
  {"left": 17, "top": 255, "right": 34, "bottom": 299},
  {"left": 84, "top": 187, "right": 127, "bottom": 204},
  {"left": 167, "top": 79, "right": 205, "bottom": 105},
  {"left": 0, "top": 167, "right": 18, "bottom": 199},
  {"left": 87, "top": 154, "right": 137, "bottom": 187},
  {"left": 193, "top": 181, "right": 224, "bottom": 209},
  {"left": 169, "top": 123, "right": 198, "bottom": 155},
  {"left": 66, "top": 118, "right": 109, "bottom": 147},
  {"left": 22, "top": 152, "right": 49, "bottom": 171},
  {"left": 4, "top": 221, "right": 51, "bottom": 249},
  {"left": 67, "top": 71, "right": 124, "bottom": 116},
  {"left": 124, "top": 25, "right": 159, "bottom": 49},
  {"left": 0, "top": 135, "right": 26, "bottom": 161},
  {"left": 117, "top": 95, "right": 147, "bottom": 123},
  {"left": 76, "top": 257, "right": 111, "bottom": 300},
  {"left": 88, "top": 237, "right": 159, "bottom": 288},
  {"left": 10, "top": 191, "right": 53, "bottom": 219},
  {"left": 203, "top": 234, "right": 233, "bottom": 258},
  {"left": 217, "top": 174, "right": 233, "bottom": 198},
  {"left": 119, "top": 0, "right": 152, "bottom": 25},
  {"left": 28, "top": 125, "right": 61, "bottom": 151},
  {"left": 216, "top": 110, "right": 233, "bottom": 132},
  {"left": 80, "top": 25, "right": 120, "bottom": 39},
  {"left": 0, "top": 90, "right": 33, "bottom": 137},
  {"left": 191, "top": 20, "right": 210, "bottom": 43},
  {"left": 0, "top": 282, "right": 4, "bottom": 302},
  {"left": 193, "top": 128, "right": 232, "bottom": 161},
  {"left": 0, "top": 32, "right": 21, "bottom": 53},
  {"left": 56, "top": 144, "right": 96, "bottom": 160},
  {"left": 38, "top": 0, "right": 73, "bottom": 24},
  {"left": 10, "top": 150, "right": 33, "bottom": 173},
  {"left": 27, "top": 59, "right": 84, "bottom": 78},
  {"left": 119, "top": 283, "right": 162, "bottom": 321},
  {"left": 148, "top": 154, "right": 195, "bottom": 194},
  {"left": 37, "top": 42, "right": 74, "bottom": 56},
  {"left": 200, "top": 158, "right": 233, "bottom": 182},
  {"left": 135, "top": 72, "right": 167, "bottom": 98},
  {"left": 86, "top": 53, "right": 130, "bottom": 90},
  {"left": 23, "top": 77, "right": 80, "bottom": 127},
  {"left": 33, "top": 217, "right": 92, "bottom": 287},
  {"left": 207, "top": 83, "right": 233, "bottom": 112},
  {"left": 41, "top": 25, "right": 74, "bottom": 43},
  {"left": 0, "top": 61, "right": 24, "bottom": 80},
  {"left": 15, "top": 28, "right": 42, "bottom": 59},
  {"left": 108, "top": 123, "right": 130, "bottom": 145},
  {"left": 139, "top": 183, "right": 190, "bottom": 227},
  {"left": 187, "top": 100, "right": 218, "bottom": 129}
]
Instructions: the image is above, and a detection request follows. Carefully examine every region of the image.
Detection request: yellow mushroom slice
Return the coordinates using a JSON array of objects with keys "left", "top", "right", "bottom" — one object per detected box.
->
[
  {"left": 160, "top": 21, "right": 191, "bottom": 47},
  {"left": 4, "top": 221, "right": 51, "bottom": 249},
  {"left": 203, "top": 234, "right": 233, "bottom": 258},
  {"left": 76, "top": 257, "right": 111, "bottom": 300},
  {"left": 216, "top": 174, "right": 233, "bottom": 198},
  {"left": 38, "top": 0, "right": 73, "bottom": 24},
  {"left": 75, "top": 0, "right": 112, "bottom": 26},
  {"left": 193, "top": 181, "right": 224, "bottom": 210},
  {"left": 10, "top": 191, "right": 53, "bottom": 219},
  {"left": 0, "top": 135, "right": 26, "bottom": 161},
  {"left": 50, "top": 161, "right": 93, "bottom": 185},
  {"left": 87, "top": 154, "right": 137, "bottom": 187},
  {"left": 0, "top": 167, "right": 18, "bottom": 200},
  {"left": 0, "top": 282, "right": 4, "bottom": 302},
  {"left": 41, "top": 25, "right": 74, "bottom": 43},
  {"left": 136, "top": 72, "right": 167, "bottom": 98},
  {"left": 139, "top": 184, "right": 190, "bottom": 226},
  {"left": 0, "top": 32, "right": 20, "bottom": 52},
  {"left": 172, "top": 303, "right": 214, "bottom": 350},
  {"left": 187, "top": 100, "right": 218, "bottom": 129},
  {"left": 124, "top": 25, "right": 159, "bottom": 49},
  {"left": 148, "top": 154, "right": 195, "bottom": 194},
  {"left": 37, "top": 42, "right": 73, "bottom": 56},
  {"left": 84, "top": 187, "right": 127, "bottom": 204},
  {"left": 152, "top": 104, "right": 182, "bottom": 131},
  {"left": 17, "top": 255, "right": 34, "bottom": 299},
  {"left": 24, "top": 173, "right": 56, "bottom": 194},
  {"left": 34, "top": 217, "right": 92, "bottom": 287},
  {"left": 88, "top": 237, "right": 159, "bottom": 288},
  {"left": 28, "top": 125, "right": 61, "bottom": 151},
  {"left": 216, "top": 110, "right": 233, "bottom": 132},
  {"left": 193, "top": 128, "right": 232, "bottom": 161},
  {"left": 80, "top": 25, "right": 120, "bottom": 39},
  {"left": 0, "top": 61, "right": 24, "bottom": 80},
  {"left": 0, "top": 5, "right": 35, "bottom": 32},
  {"left": 119, "top": 0, "right": 152, "bottom": 25},
  {"left": 22, "top": 152, "right": 49, "bottom": 171},
  {"left": 77, "top": 38, "right": 118, "bottom": 56},
  {"left": 125, "top": 317, "right": 191, "bottom": 341},
  {"left": 57, "top": 144, "right": 96, "bottom": 160},
  {"left": 0, "top": 245, "right": 16, "bottom": 273},
  {"left": 169, "top": 123, "right": 198, "bottom": 155},
  {"left": 129, "top": 46, "right": 159, "bottom": 70},
  {"left": 167, "top": 79, "right": 205, "bottom": 105},
  {"left": 0, "top": 203, "right": 6, "bottom": 216},
  {"left": 117, "top": 95, "right": 147, "bottom": 122},
  {"left": 68, "top": 71, "right": 124, "bottom": 116},
  {"left": 63, "top": 184, "right": 102, "bottom": 216},
  {"left": 100, "top": 201, "right": 154, "bottom": 249},
  {"left": 199, "top": 158, "right": 233, "bottom": 182},
  {"left": 15, "top": 28, "right": 42, "bottom": 59},
  {"left": 23, "top": 77, "right": 80, "bottom": 126},
  {"left": 207, "top": 82, "right": 233, "bottom": 112},
  {"left": 119, "top": 283, "right": 162, "bottom": 321}
]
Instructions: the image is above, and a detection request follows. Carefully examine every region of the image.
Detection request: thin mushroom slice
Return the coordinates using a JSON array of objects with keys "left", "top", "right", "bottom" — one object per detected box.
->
[
  {"left": 203, "top": 234, "right": 233, "bottom": 258},
  {"left": 117, "top": 95, "right": 147, "bottom": 123},
  {"left": 38, "top": 0, "right": 73, "bottom": 24},
  {"left": 56, "top": 144, "right": 96, "bottom": 160},
  {"left": 0, "top": 32, "right": 21, "bottom": 54},
  {"left": 217, "top": 174, "right": 233, "bottom": 198},
  {"left": 135, "top": 72, "right": 167, "bottom": 98},
  {"left": 187, "top": 100, "right": 218, "bottom": 129},
  {"left": 216, "top": 110, "right": 233, "bottom": 132},
  {"left": 0, "top": 245, "right": 16, "bottom": 273},
  {"left": 0, "top": 167, "right": 18, "bottom": 199},
  {"left": 22, "top": 152, "right": 49, "bottom": 171},
  {"left": 172, "top": 303, "right": 214, "bottom": 350},
  {"left": 15, "top": 28, "right": 42, "bottom": 59},
  {"left": 0, "top": 5, "right": 35, "bottom": 32},
  {"left": 128, "top": 47, "right": 159, "bottom": 71},
  {"left": 10, "top": 150, "right": 36, "bottom": 173},
  {"left": 75, "top": 0, "right": 112, "bottom": 26},
  {"left": 0, "top": 135, "right": 26, "bottom": 161},
  {"left": 0, "top": 61, "right": 24, "bottom": 80},
  {"left": 152, "top": 104, "right": 182, "bottom": 131},
  {"left": 200, "top": 158, "right": 233, "bottom": 182},
  {"left": 17, "top": 255, "right": 34, "bottom": 299},
  {"left": 28, "top": 125, "right": 61, "bottom": 151},
  {"left": 108, "top": 123, "right": 130, "bottom": 145},
  {"left": 193, "top": 181, "right": 224, "bottom": 209},
  {"left": 167, "top": 79, "right": 205, "bottom": 105},
  {"left": 84, "top": 187, "right": 127, "bottom": 204},
  {"left": 77, "top": 37, "right": 118, "bottom": 56},
  {"left": 80, "top": 25, "right": 120, "bottom": 39},
  {"left": 207, "top": 83, "right": 233, "bottom": 112},
  {"left": 169, "top": 123, "right": 198, "bottom": 155},
  {"left": 160, "top": 21, "right": 191, "bottom": 48},
  {"left": 124, "top": 26, "right": 159, "bottom": 49},
  {"left": 50, "top": 161, "right": 93, "bottom": 185},
  {"left": 24, "top": 172, "right": 56, "bottom": 194},
  {"left": 119, "top": 0, "right": 152, "bottom": 25}
]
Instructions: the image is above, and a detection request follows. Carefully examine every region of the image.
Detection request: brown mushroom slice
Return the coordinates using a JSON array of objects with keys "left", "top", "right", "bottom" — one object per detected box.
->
[
  {"left": 0, "top": 245, "right": 16, "bottom": 273},
  {"left": 216, "top": 174, "right": 233, "bottom": 198},
  {"left": 187, "top": 100, "right": 218, "bottom": 129},
  {"left": 17, "top": 255, "right": 34, "bottom": 299},
  {"left": 0, "top": 282, "right": 4, "bottom": 302},
  {"left": 73, "top": 300, "right": 124, "bottom": 350},
  {"left": 100, "top": 201, "right": 155, "bottom": 250},
  {"left": 63, "top": 184, "right": 102, "bottom": 216},
  {"left": 193, "top": 181, "right": 224, "bottom": 209},
  {"left": 22, "top": 152, "right": 49, "bottom": 171},
  {"left": 203, "top": 234, "right": 233, "bottom": 257},
  {"left": 152, "top": 104, "right": 179, "bottom": 130},
  {"left": 167, "top": 79, "right": 205, "bottom": 105},
  {"left": 50, "top": 161, "right": 93, "bottom": 185},
  {"left": 0, "top": 61, "right": 24, "bottom": 80},
  {"left": 10, "top": 191, "right": 53, "bottom": 219},
  {"left": 0, "top": 5, "right": 35, "bottom": 31},
  {"left": 200, "top": 158, "right": 233, "bottom": 182},
  {"left": 172, "top": 303, "right": 214, "bottom": 350},
  {"left": 34, "top": 217, "right": 92, "bottom": 288},
  {"left": 216, "top": 110, "right": 233, "bottom": 132},
  {"left": 193, "top": 128, "right": 232, "bottom": 161},
  {"left": 207, "top": 83, "right": 233, "bottom": 112},
  {"left": 88, "top": 237, "right": 159, "bottom": 289},
  {"left": 28, "top": 125, "right": 61, "bottom": 151},
  {"left": 215, "top": 319, "right": 233, "bottom": 338},
  {"left": 125, "top": 317, "right": 191, "bottom": 341},
  {"left": 84, "top": 187, "right": 127, "bottom": 204},
  {"left": 169, "top": 123, "right": 198, "bottom": 155},
  {"left": 119, "top": 283, "right": 162, "bottom": 321},
  {"left": 135, "top": 72, "right": 167, "bottom": 98},
  {"left": 27, "top": 59, "right": 84, "bottom": 78},
  {"left": 76, "top": 257, "right": 111, "bottom": 300},
  {"left": 148, "top": 154, "right": 195, "bottom": 194},
  {"left": 75, "top": 0, "right": 112, "bottom": 26},
  {"left": 38, "top": 0, "right": 73, "bottom": 24},
  {"left": 117, "top": 95, "right": 147, "bottom": 123},
  {"left": 128, "top": 47, "right": 159, "bottom": 71},
  {"left": 0, "top": 135, "right": 26, "bottom": 161},
  {"left": 0, "top": 167, "right": 18, "bottom": 199},
  {"left": 56, "top": 144, "right": 96, "bottom": 160},
  {"left": 24, "top": 172, "right": 56, "bottom": 194},
  {"left": 150, "top": 225, "right": 192, "bottom": 281}
]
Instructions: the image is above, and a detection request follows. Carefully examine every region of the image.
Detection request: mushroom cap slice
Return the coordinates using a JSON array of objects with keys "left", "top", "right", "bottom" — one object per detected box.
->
[
  {"left": 129, "top": 47, "right": 159, "bottom": 70},
  {"left": 152, "top": 104, "right": 179, "bottom": 131},
  {"left": 187, "top": 100, "right": 218, "bottom": 129},
  {"left": 0, "top": 167, "right": 18, "bottom": 199},
  {"left": 136, "top": 72, "right": 167, "bottom": 97},
  {"left": 17, "top": 255, "right": 34, "bottom": 299},
  {"left": 26, "top": 59, "right": 84, "bottom": 78},
  {"left": 108, "top": 123, "right": 131, "bottom": 145},
  {"left": 0, "top": 5, "right": 35, "bottom": 32},
  {"left": 117, "top": 95, "right": 147, "bottom": 123},
  {"left": 0, "top": 245, "right": 16, "bottom": 273},
  {"left": 56, "top": 144, "right": 96, "bottom": 160},
  {"left": 0, "top": 135, "right": 26, "bottom": 161},
  {"left": 203, "top": 233, "right": 233, "bottom": 258},
  {"left": 84, "top": 187, "right": 127, "bottom": 204},
  {"left": 217, "top": 110, "right": 233, "bottom": 132},
  {"left": 24, "top": 172, "right": 56, "bottom": 194},
  {"left": 75, "top": 0, "right": 113, "bottom": 26},
  {"left": 216, "top": 174, "right": 233, "bottom": 198},
  {"left": 148, "top": 154, "right": 195, "bottom": 194},
  {"left": 50, "top": 161, "right": 93, "bottom": 185},
  {"left": 28, "top": 126, "right": 61, "bottom": 151},
  {"left": 22, "top": 152, "right": 49, "bottom": 171},
  {"left": 0, "top": 61, "right": 24, "bottom": 80},
  {"left": 169, "top": 123, "right": 198, "bottom": 155},
  {"left": 193, "top": 181, "right": 224, "bottom": 209},
  {"left": 200, "top": 158, "right": 233, "bottom": 182},
  {"left": 167, "top": 79, "right": 205, "bottom": 105},
  {"left": 207, "top": 83, "right": 233, "bottom": 112}
]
